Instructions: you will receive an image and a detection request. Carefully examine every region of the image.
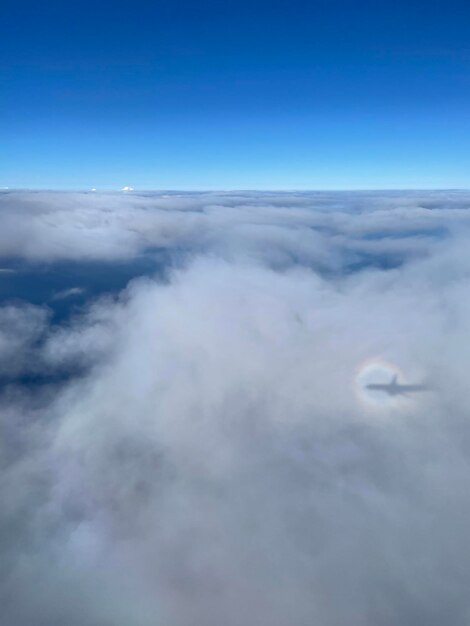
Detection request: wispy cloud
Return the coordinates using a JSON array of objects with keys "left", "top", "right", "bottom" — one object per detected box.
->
[{"left": 51, "top": 286, "right": 86, "bottom": 300}]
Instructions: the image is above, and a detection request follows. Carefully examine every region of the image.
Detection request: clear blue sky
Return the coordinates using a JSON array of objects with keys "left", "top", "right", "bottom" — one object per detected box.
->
[{"left": 2, "top": 0, "right": 470, "bottom": 189}]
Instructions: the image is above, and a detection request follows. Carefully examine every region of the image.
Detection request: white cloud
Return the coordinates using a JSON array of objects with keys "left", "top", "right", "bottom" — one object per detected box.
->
[
  {"left": 51, "top": 287, "right": 86, "bottom": 300},
  {"left": 1, "top": 191, "right": 470, "bottom": 624},
  {"left": 0, "top": 189, "right": 460, "bottom": 265}
]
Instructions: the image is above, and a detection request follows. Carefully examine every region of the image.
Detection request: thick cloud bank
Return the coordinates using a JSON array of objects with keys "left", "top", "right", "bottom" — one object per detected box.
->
[{"left": 1, "top": 190, "right": 470, "bottom": 625}]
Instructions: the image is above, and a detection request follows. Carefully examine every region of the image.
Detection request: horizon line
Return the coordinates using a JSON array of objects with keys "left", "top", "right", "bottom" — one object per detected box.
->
[{"left": 1, "top": 187, "right": 470, "bottom": 193}]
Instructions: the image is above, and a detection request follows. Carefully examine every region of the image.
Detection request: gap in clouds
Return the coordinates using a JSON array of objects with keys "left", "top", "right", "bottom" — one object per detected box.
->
[{"left": 0, "top": 252, "right": 172, "bottom": 324}]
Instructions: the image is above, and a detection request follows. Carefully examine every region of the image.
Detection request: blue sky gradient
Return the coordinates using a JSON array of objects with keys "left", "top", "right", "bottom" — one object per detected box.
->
[{"left": 2, "top": 0, "right": 470, "bottom": 188}]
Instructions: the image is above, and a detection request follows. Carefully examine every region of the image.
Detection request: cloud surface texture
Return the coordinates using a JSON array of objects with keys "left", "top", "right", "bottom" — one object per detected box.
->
[{"left": 0, "top": 190, "right": 469, "bottom": 625}]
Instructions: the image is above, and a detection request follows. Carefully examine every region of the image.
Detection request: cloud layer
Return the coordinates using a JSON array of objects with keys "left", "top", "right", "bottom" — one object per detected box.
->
[{"left": 1, "top": 190, "right": 470, "bottom": 625}]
